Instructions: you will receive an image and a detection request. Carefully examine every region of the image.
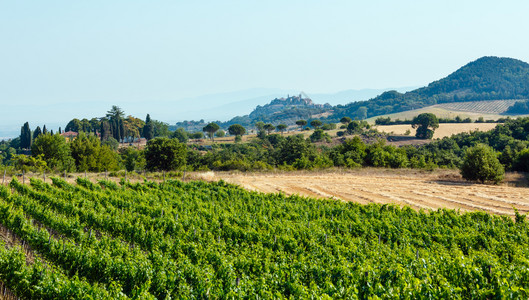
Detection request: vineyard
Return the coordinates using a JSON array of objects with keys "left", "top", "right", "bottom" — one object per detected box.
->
[
  {"left": 0, "top": 177, "right": 528, "bottom": 298},
  {"left": 435, "top": 100, "right": 520, "bottom": 114}
]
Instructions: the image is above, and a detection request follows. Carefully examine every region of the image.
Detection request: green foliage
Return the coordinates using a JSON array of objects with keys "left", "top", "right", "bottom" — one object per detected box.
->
[
  {"left": 151, "top": 120, "right": 170, "bottom": 138},
  {"left": 274, "top": 134, "right": 315, "bottom": 165},
  {"left": 33, "top": 126, "right": 42, "bottom": 140},
  {"left": 505, "top": 100, "right": 529, "bottom": 114},
  {"left": 321, "top": 122, "right": 336, "bottom": 130},
  {"left": 10, "top": 154, "right": 47, "bottom": 172},
  {"left": 263, "top": 123, "right": 275, "bottom": 134},
  {"left": 309, "top": 129, "right": 331, "bottom": 143},
  {"left": 355, "top": 106, "right": 368, "bottom": 120},
  {"left": 375, "top": 116, "right": 392, "bottom": 125},
  {"left": 513, "top": 148, "right": 529, "bottom": 172},
  {"left": 340, "top": 116, "right": 352, "bottom": 124},
  {"left": 1, "top": 179, "right": 529, "bottom": 298},
  {"left": 70, "top": 133, "right": 120, "bottom": 172},
  {"left": 215, "top": 129, "right": 225, "bottom": 138},
  {"left": 276, "top": 124, "right": 287, "bottom": 134},
  {"left": 31, "top": 134, "right": 75, "bottom": 171},
  {"left": 412, "top": 113, "right": 439, "bottom": 139},
  {"left": 330, "top": 56, "right": 529, "bottom": 121},
  {"left": 189, "top": 132, "right": 204, "bottom": 139},
  {"left": 347, "top": 120, "right": 369, "bottom": 134},
  {"left": 171, "top": 128, "right": 189, "bottom": 143},
  {"left": 295, "top": 119, "right": 307, "bottom": 130},
  {"left": 145, "top": 137, "right": 186, "bottom": 171},
  {"left": 310, "top": 119, "right": 322, "bottom": 129},
  {"left": 102, "top": 137, "right": 119, "bottom": 151},
  {"left": 20, "top": 122, "right": 32, "bottom": 149},
  {"left": 143, "top": 114, "right": 155, "bottom": 140},
  {"left": 228, "top": 124, "right": 246, "bottom": 138},
  {"left": 203, "top": 122, "right": 220, "bottom": 141},
  {"left": 460, "top": 144, "right": 504, "bottom": 184}
]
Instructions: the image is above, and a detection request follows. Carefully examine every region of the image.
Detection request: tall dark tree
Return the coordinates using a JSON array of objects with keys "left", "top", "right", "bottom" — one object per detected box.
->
[
  {"left": 111, "top": 119, "right": 120, "bottom": 142},
  {"left": 143, "top": 114, "right": 155, "bottom": 141},
  {"left": 100, "top": 120, "right": 111, "bottom": 141},
  {"left": 119, "top": 119, "right": 125, "bottom": 143},
  {"left": 106, "top": 105, "right": 125, "bottom": 120},
  {"left": 42, "top": 125, "right": 48, "bottom": 135},
  {"left": 33, "top": 126, "right": 42, "bottom": 140},
  {"left": 20, "top": 122, "right": 32, "bottom": 149},
  {"left": 58, "top": 127, "right": 62, "bottom": 134}
]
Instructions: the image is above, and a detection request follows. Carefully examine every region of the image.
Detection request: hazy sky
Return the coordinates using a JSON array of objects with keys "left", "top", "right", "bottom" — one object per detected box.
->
[{"left": 1, "top": 1, "right": 529, "bottom": 135}]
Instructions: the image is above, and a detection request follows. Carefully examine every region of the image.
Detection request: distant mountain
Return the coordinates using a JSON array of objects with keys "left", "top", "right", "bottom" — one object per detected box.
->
[
  {"left": 173, "top": 93, "right": 332, "bottom": 131},
  {"left": 172, "top": 56, "right": 529, "bottom": 131},
  {"left": 166, "top": 87, "right": 416, "bottom": 123},
  {"left": 326, "top": 56, "right": 529, "bottom": 122},
  {"left": 308, "top": 87, "right": 417, "bottom": 105}
]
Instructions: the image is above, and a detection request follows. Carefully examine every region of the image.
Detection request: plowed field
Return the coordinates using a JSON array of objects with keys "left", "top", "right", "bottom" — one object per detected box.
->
[{"left": 218, "top": 170, "right": 529, "bottom": 217}]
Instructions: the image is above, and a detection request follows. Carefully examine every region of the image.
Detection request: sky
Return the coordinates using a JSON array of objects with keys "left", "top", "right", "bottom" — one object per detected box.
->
[{"left": 1, "top": 0, "right": 529, "bottom": 137}]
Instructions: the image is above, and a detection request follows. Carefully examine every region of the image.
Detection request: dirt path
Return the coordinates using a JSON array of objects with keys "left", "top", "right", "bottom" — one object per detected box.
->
[{"left": 215, "top": 169, "right": 529, "bottom": 216}]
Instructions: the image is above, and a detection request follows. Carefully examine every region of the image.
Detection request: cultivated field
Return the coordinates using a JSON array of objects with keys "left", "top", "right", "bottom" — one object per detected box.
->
[
  {"left": 436, "top": 99, "right": 521, "bottom": 114},
  {"left": 217, "top": 169, "right": 529, "bottom": 217},
  {"left": 375, "top": 122, "right": 498, "bottom": 139},
  {"left": 366, "top": 100, "right": 529, "bottom": 123}
]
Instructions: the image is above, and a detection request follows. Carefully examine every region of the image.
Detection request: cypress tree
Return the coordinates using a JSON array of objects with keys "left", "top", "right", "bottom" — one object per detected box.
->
[
  {"left": 58, "top": 127, "right": 62, "bottom": 134},
  {"left": 143, "top": 114, "right": 154, "bottom": 141},
  {"left": 119, "top": 119, "right": 125, "bottom": 143},
  {"left": 20, "top": 122, "right": 32, "bottom": 149},
  {"left": 33, "top": 126, "right": 42, "bottom": 140},
  {"left": 42, "top": 125, "right": 48, "bottom": 135},
  {"left": 100, "top": 120, "right": 111, "bottom": 141}
]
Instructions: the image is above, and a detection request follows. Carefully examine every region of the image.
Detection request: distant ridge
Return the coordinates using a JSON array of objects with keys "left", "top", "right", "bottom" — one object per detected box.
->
[
  {"left": 327, "top": 56, "right": 529, "bottom": 121},
  {"left": 172, "top": 56, "right": 529, "bottom": 131},
  {"left": 249, "top": 93, "right": 331, "bottom": 119}
]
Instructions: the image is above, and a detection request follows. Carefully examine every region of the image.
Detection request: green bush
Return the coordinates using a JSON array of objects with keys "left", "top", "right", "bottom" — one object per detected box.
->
[{"left": 460, "top": 144, "right": 504, "bottom": 184}]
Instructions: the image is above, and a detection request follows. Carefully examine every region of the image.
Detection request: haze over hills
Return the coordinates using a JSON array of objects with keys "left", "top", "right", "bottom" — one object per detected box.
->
[
  {"left": 3, "top": 56, "right": 529, "bottom": 138},
  {"left": 173, "top": 56, "right": 529, "bottom": 131},
  {"left": 0, "top": 87, "right": 413, "bottom": 140}
]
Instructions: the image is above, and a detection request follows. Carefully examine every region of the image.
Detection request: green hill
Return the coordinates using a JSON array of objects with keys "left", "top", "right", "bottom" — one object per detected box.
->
[
  {"left": 174, "top": 57, "right": 529, "bottom": 131},
  {"left": 327, "top": 56, "right": 529, "bottom": 121}
]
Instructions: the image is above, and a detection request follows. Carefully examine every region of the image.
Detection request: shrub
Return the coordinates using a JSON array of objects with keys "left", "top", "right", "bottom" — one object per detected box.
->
[{"left": 460, "top": 144, "right": 504, "bottom": 184}]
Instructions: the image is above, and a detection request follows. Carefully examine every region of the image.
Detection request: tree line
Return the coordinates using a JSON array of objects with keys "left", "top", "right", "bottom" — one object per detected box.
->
[{"left": 4, "top": 110, "right": 529, "bottom": 184}]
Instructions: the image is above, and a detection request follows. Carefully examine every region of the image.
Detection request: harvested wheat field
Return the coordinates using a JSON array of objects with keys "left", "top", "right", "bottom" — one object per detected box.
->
[
  {"left": 376, "top": 123, "right": 498, "bottom": 139},
  {"left": 215, "top": 169, "right": 529, "bottom": 217}
]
